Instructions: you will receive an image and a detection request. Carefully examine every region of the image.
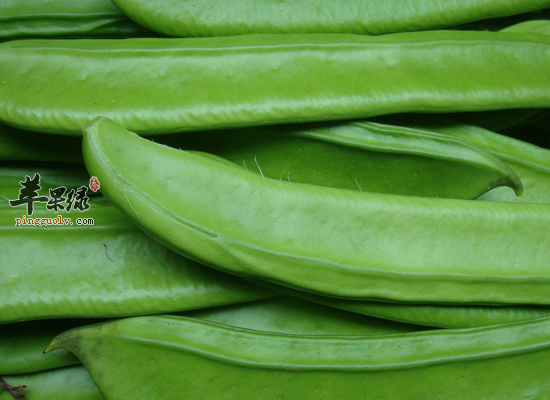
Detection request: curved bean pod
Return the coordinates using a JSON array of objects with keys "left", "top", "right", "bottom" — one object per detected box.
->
[
  {"left": 2, "top": 31, "right": 550, "bottom": 135},
  {"left": 110, "top": 0, "right": 550, "bottom": 37},
  {"left": 46, "top": 315, "right": 550, "bottom": 399},
  {"left": 0, "top": 0, "right": 155, "bottom": 41},
  {"left": 161, "top": 121, "right": 523, "bottom": 199},
  {"left": 83, "top": 118, "right": 550, "bottom": 304},
  {"left": 378, "top": 115, "right": 550, "bottom": 203}
]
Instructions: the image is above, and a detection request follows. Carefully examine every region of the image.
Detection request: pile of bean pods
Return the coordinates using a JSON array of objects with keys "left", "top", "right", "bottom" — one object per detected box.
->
[{"left": 1, "top": 1, "right": 550, "bottom": 399}]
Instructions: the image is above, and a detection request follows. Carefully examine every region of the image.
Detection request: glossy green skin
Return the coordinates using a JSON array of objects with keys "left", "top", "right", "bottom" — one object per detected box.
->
[
  {"left": 0, "top": 320, "right": 90, "bottom": 375},
  {"left": 2, "top": 31, "right": 550, "bottom": 135},
  {"left": 46, "top": 315, "right": 550, "bottom": 399},
  {"left": 83, "top": 118, "right": 550, "bottom": 304},
  {"left": 0, "top": 0, "right": 155, "bottom": 40},
  {"left": 0, "top": 121, "right": 522, "bottom": 199},
  {"left": 381, "top": 116, "right": 550, "bottom": 203},
  {"left": 159, "top": 121, "right": 522, "bottom": 199},
  {"left": 0, "top": 195, "right": 272, "bottom": 324},
  {"left": 111, "top": 0, "right": 550, "bottom": 37},
  {"left": 0, "top": 366, "right": 104, "bottom": 400}
]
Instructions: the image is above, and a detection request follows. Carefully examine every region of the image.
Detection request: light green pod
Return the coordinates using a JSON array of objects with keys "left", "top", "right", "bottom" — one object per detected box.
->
[
  {"left": 2, "top": 31, "right": 550, "bottom": 135},
  {"left": 46, "top": 315, "right": 550, "bottom": 399},
  {"left": 110, "top": 0, "right": 550, "bottom": 37},
  {"left": 0, "top": 195, "right": 273, "bottom": 324},
  {"left": 0, "top": 121, "right": 523, "bottom": 200},
  {"left": 0, "top": 0, "right": 155, "bottom": 41},
  {"left": 0, "top": 366, "right": 103, "bottom": 400},
  {"left": 83, "top": 118, "right": 550, "bottom": 305}
]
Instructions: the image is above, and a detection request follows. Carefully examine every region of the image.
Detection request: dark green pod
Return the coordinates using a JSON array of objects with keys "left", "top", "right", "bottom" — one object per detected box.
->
[
  {"left": 0, "top": 0, "right": 155, "bottom": 41},
  {"left": 0, "top": 123, "right": 82, "bottom": 163},
  {"left": 110, "top": 0, "right": 550, "bottom": 37},
  {"left": 0, "top": 366, "right": 103, "bottom": 400},
  {"left": 160, "top": 121, "right": 523, "bottom": 199},
  {"left": 46, "top": 315, "right": 550, "bottom": 399},
  {"left": 83, "top": 118, "right": 550, "bottom": 305},
  {"left": 2, "top": 31, "right": 550, "bottom": 135}
]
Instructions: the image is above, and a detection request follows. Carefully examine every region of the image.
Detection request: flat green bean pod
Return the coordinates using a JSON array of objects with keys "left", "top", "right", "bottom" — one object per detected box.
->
[
  {"left": 46, "top": 315, "right": 550, "bottom": 399},
  {"left": 83, "top": 118, "right": 550, "bottom": 305},
  {"left": 2, "top": 31, "right": 550, "bottom": 135},
  {"left": 0, "top": 366, "right": 103, "bottom": 400},
  {"left": 0, "top": 195, "right": 273, "bottom": 324},
  {"left": 0, "top": 0, "right": 155, "bottom": 41},
  {"left": 110, "top": 0, "right": 550, "bottom": 37}
]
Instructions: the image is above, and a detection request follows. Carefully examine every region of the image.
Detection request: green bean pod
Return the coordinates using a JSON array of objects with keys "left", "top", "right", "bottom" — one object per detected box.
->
[
  {"left": 110, "top": 0, "right": 550, "bottom": 37},
  {"left": 0, "top": 366, "right": 103, "bottom": 400},
  {"left": 46, "top": 315, "right": 550, "bottom": 399},
  {"left": 2, "top": 31, "right": 550, "bottom": 135},
  {"left": 0, "top": 195, "right": 273, "bottom": 324},
  {"left": 83, "top": 118, "right": 550, "bottom": 305},
  {"left": 0, "top": 0, "right": 155, "bottom": 41},
  {"left": 0, "top": 121, "right": 523, "bottom": 200}
]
